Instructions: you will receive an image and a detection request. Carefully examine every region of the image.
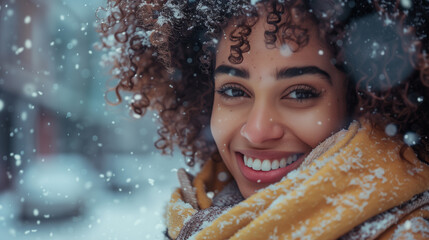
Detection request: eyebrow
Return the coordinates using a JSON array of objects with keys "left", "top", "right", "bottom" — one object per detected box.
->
[
  {"left": 214, "top": 65, "right": 332, "bottom": 85},
  {"left": 277, "top": 66, "right": 332, "bottom": 85},
  {"left": 214, "top": 65, "right": 249, "bottom": 79}
]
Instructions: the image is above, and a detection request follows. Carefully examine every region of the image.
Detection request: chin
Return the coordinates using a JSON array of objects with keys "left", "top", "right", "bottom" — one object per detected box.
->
[{"left": 237, "top": 180, "right": 271, "bottom": 198}]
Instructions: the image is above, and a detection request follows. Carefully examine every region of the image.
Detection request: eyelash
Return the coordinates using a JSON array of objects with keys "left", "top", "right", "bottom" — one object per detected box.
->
[
  {"left": 283, "top": 85, "right": 321, "bottom": 102},
  {"left": 216, "top": 84, "right": 249, "bottom": 99},
  {"left": 215, "top": 84, "right": 321, "bottom": 102}
]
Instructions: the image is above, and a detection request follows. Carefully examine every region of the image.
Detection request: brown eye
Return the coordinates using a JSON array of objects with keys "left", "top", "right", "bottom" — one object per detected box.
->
[
  {"left": 216, "top": 84, "right": 249, "bottom": 98},
  {"left": 283, "top": 85, "right": 321, "bottom": 101}
]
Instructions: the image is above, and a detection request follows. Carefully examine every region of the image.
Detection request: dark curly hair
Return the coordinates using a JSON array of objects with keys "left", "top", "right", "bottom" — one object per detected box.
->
[{"left": 97, "top": 0, "right": 429, "bottom": 166}]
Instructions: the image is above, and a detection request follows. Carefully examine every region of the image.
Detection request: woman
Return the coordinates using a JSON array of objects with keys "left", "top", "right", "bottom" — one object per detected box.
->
[{"left": 98, "top": 0, "right": 429, "bottom": 239}]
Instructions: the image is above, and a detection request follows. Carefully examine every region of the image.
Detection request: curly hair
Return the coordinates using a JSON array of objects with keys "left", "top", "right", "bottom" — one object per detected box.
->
[{"left": 97, "top": 0, "right": 429, "bottom": 166}]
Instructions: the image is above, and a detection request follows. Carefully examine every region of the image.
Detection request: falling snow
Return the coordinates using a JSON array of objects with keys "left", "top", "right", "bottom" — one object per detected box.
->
[
  {"left": 400, "top": 0, "right": 412, "bottom": 9},
  {"left": 385, "top": 123, "right": 397, "bottom": 137},
  {"left": 1, "top": 0, "right": 428, "bottom": 239},
  {"left": 404, "top": 132, "right": 420, "bottom": 146},
  {"left": 218, "top": 172, "right": 228, "bottom": 182},
  {"left": 24, "top": 39, "right": 32, "bottom": 49},
  {"left": 14, "top": 47, "right": 24, "bottom": 55},
  {"left": 24, "top": 16, "right": 31, "bottom": 24},
  {"left": 0, "top": 1, "right": 188, "bottom": 239},
  {"left": 280, "top": 44, "right": 292, "bottom": 57}
]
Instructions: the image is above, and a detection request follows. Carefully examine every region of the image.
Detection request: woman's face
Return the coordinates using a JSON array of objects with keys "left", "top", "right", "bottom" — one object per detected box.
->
[{"left": 210, "top": 17, "right": 348, "bottom": 198}]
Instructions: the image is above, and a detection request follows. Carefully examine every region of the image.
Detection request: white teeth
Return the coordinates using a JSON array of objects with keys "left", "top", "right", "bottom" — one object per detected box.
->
[
  {"left": 280, "top": 158, "right": 286, "bottom": 168},
  {"left": 271, "top": 160, "right": 279, "bottom": 170},
  {"left": 247, "top": 157, "right": 253, "bottom": 167},
  {"left": 261, "top": 160, "right": 271, "bottom": 171},
  {"left": 243, "top": 154, "right": 301, "bottom": 171},
  {"left": 286, "top": 155, "right": 298, "bottom": 165},
  {"left": 252, "top": 159, "right": 261, "bottom": 170}
]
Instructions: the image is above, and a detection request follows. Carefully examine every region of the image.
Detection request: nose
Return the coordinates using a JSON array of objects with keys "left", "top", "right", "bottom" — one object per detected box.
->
[{"left": 240, "top": 102, "right": 284, "bottom": 144}]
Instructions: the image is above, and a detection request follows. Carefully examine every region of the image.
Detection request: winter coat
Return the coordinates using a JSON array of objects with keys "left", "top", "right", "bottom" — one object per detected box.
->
[{"left": 166, "top": 120, "right": 429, "bottom": 239}]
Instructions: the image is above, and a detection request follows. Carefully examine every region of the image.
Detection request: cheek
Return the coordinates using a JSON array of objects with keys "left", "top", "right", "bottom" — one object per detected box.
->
[
  {"left": 286, "top": 99, "right": 347, "bottom": 148},
  {"left": 210, "top": 102, "right": 234, "bottom": 151}
]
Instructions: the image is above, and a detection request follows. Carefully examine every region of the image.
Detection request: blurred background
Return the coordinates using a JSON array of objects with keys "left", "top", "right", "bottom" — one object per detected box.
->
[{"left": 0, "top": 0, "right": 186, "bottom": 239}]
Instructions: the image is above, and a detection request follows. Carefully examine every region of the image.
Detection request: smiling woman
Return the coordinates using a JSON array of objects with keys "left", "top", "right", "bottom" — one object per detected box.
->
[
  {"left": 212, "top": 16, "right": 348, "bottom": 197},
  {"left": 97, "top": 0, "right": 429, "bottom": 239}
]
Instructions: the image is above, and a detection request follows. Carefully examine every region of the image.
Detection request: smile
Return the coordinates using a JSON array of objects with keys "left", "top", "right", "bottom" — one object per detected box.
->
[
  {"left": 243, "top": 154, "right": 301, "bottom": 171},
  {"left": 236, "top": 151, "right": 306, "bottom": 184}
]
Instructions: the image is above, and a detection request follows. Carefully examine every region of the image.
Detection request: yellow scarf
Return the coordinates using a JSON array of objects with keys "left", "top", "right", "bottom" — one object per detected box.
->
[{"left": 166, "top": 121, "right": 429, "bottom": 239}]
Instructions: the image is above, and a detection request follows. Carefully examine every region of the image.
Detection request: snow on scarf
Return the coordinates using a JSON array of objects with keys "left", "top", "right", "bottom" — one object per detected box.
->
[{"left": 166, "top": 120, "right": 429, "bottom": 239}]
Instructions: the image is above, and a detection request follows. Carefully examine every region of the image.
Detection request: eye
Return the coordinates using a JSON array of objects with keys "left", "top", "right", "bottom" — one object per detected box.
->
[
  {"left": 283, "top": 85, "right": 321, "bottom": 101},
  {"left": 216, "top": 84, "right": 250, "bottom": 98}
]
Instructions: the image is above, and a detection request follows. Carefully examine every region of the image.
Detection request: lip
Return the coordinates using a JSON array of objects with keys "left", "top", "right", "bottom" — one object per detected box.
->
[
  {"left": 236, "top": 151, "right": 306, "bottom": 184},
  {"left": 239, "top": 149, "right": 297, "bottom": 160}
]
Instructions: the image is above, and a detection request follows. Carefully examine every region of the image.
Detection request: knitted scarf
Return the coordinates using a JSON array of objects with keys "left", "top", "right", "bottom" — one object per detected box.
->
[{"left": 166, "top": 120, "right": 429, "bottom": 239}]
